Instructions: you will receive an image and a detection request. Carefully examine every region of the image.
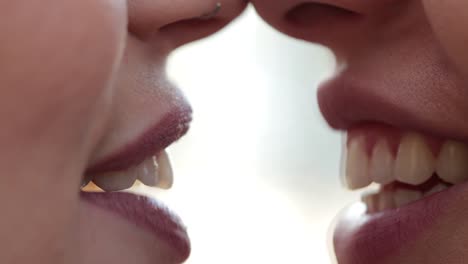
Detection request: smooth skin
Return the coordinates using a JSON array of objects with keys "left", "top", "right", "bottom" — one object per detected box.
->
[
  {"left": 0, "top": 1, "right": 246, "bottom": 264},
  {"left": 251, "top": 0, "right": 468, "bottom": 263},
  {"left": 6, "top": 1, "right": 468, "bottom": 263}
]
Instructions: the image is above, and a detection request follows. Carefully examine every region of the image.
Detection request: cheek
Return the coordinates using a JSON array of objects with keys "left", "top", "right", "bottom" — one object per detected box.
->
[
  {"left": 52, "top": 0, "right": 129, "bottom": 140},
  {"left": 0, "top": 2, "right": 129, "bottom": 262},
  {"left": 0, "top": 0, "right": 128, "bottom": 158},
  {"left": 423, "top": 0, "right": 468, "bottom": 76}
]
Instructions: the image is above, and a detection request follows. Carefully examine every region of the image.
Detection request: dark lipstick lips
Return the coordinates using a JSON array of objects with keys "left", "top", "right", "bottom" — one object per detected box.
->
[
  {"left": 81, "top": 102, "right": 193, "bottom": 262},
  {"left": 86, "top": 104, "right": 192, "bottom": 175},
  {"left": 81, "top": 191, "right": 191, "bottom": 263},
  {"left": 318, "top": 72, "right": 468, "bottom": 263}
]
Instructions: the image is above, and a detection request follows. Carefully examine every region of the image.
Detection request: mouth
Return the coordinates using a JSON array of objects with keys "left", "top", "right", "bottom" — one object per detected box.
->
[
  {"left": 318, "top": 75, "right": 468, "bottom": 263},
  {"left": 333, "top": 122, "right": 468, "bottom": 264},
  {"left": 344, "top": 122, "right": 468, "bottom": 210},
  {"left": 80, "top": 104, "right": 193, "bottom": 263}
]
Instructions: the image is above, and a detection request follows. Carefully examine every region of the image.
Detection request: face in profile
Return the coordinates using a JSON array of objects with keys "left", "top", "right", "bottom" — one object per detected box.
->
[
  {"left": 0, "top": 1, "right": 246, "bottom": 264},
  {"left": 251, "top": 1, "right": 468, "bottom": 263}
]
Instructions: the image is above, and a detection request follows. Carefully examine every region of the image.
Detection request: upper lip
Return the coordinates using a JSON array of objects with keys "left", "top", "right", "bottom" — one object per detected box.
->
[
  {"left": 317, "top": 73, "right": 468, "bottom": 143},
  {"left": 86, "top": 104, "right": 193, "bottom": 174},
  {"left": 317, "top": 75, "right": 417, "bottom": 131}
]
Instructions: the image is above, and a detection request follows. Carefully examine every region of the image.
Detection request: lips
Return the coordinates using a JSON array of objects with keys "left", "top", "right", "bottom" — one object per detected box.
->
[
  {"left": 318, "top": 73, "right": 468, "bottom": 263},
  {"left": 81, "top": 191, "right": 191, "bottom": 262},
  {"left": 87, "top": 104, "right": 193, "bottom": 174},
  {"left": 81, "top": 102, "right": 193, "bottom": 263}
]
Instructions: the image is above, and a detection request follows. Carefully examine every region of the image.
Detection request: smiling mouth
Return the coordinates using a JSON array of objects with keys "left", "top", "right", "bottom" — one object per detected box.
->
[
  {"left": 315, "top": 61, "right": 468, "bottom": 262},
  {"left": 343, "top": 122, "right": 468, "bottom": 213},
  {"left": 331, "top": 122, "right": 468, "bottom": 263}
]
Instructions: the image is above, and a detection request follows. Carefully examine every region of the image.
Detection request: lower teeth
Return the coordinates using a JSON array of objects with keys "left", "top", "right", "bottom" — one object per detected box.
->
[{"left": 361, "top": 176, "right": 451, "bottom": 213}]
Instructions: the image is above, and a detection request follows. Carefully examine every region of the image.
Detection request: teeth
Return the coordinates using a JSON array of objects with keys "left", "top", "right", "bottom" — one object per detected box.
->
[
  {"left": 345, "top": 136, "right": 371, "bottom": 190},
  {"left": 83, "top": 150, "right": 173, "bottom": 192},
  {"left": 92, "top": 167, "right": 138, "bottom": 192},
  {"left": 369, "top": 139, "right": 395, "bottom": 185},
  {"left": 393, "top": 188, "right": 422, "bottom": 208},
  {"left": 348, "top": 129, "right": 467, "bottom": 214},
  {"left": 394, "top": 133, "right": 435, "bottom": 185},
  {"left": 424, "top": 183, "right": 449, "bottom": 197},
  {"left": 378, "top": 190, "right": 395, "bottom": 211},
  {"left": 436, "top": 141, "right": 468, "bottom": 184},
  {"left": 156, "top": 151, "right": 174, "bottom": 190},
  {"left": 362, "top": 188, "right": 424, "bottom": 213},
  {"left": 361, "top": 192, "right": 379, "bottom": 214},
  {"left": 136, "top": 157, "right": 159, "bottom": 187}
]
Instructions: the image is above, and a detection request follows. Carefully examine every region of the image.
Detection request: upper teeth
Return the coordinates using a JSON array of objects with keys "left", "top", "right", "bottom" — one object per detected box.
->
[
  {"left": 82, "top": 150, "right": 174, "bottom": 192},
  {"left": 436, "top": 140, "right": 468, "bottom": 184},
  {"left": 155, "top": 151, "right": 174, "bottom": 189},
  {"left": 394, "top": 133, "right": 436, "bottom": 185},
  {"left": 344, "top": 132, "right": 468, "bottom": 189}
]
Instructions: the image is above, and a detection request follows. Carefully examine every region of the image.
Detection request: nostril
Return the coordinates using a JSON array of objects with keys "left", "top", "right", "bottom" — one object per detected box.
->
[
  {"left": 158, "top": 16, "right": 227, "bottom": 48},
  {"left": 127, "top": 1, "right": 247, "bottom": 46},
  {"left": 160, "top": 11, "right": 223, "bottom": 31},
  {"left": 285, "top": 3, "right": 359, "bottom": 27},
  {"left": 146, "top": 1, "right": 247, "bottom": 49}
]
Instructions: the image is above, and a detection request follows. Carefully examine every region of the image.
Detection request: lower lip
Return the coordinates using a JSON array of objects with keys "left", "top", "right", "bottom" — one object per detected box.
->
[
  {"left": 333, "top": 181, "right": 468, "bottom": 264},
  {"left": 81, "top": 191, "right": 190, "bottom": 262}
]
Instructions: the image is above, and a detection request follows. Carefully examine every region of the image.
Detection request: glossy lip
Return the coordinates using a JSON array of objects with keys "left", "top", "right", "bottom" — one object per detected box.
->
[
  {"left": 86, "top": 103, "right": 193, "bottom": 174},
  {"left": 317, "top": 76, "right": 416, "bottom": 131},
  {"left": 318, "top": 74, "right": 468, "bottom": 263},
  {"left": 82, "top": 97, "right": 193, "bottom": 262},
  {"left": 333, "top": 180, "right": 468, "bottom": 264},
  {"left": 81, "top": 191, "right": 191, "bottom": 263},
  {"left": 317, "top": 74, "right": 468, "bottom": 144}
]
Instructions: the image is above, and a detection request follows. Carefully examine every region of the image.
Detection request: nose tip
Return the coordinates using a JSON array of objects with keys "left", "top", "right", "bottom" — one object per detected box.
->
[
  {"left": 251, "top": 0, "right": 399, "bottom": 48},
  {"left": 199, "top": 3, "right": 223, "bottom": 20},
  {"left": 129, "top": 0, "right": 248, "bottom": 47},
  {"left": 252, "top": 1, "right": 362, "bottom": 45}
]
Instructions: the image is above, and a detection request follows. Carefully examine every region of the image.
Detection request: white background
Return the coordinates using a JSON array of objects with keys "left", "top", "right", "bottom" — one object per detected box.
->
[{"left": 151, "top": 7, "right": 360, "bottom": 264}]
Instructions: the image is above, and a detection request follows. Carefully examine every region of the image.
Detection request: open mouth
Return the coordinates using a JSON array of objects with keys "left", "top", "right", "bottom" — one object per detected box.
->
[
  {"left": 344, "top": 122, "right": 467, "bottom": 213},
  {"left": 310, "top": 59, "right": 468, "bottom": 264},
  {"left": 79, "top": 105, "right": 193, "bottom": 263},
  {"left": 332, "top": 121, "right": 468, "bottom": 263},
  {"left": 83, "top": 150, "right": 174, "bottom": 191}
]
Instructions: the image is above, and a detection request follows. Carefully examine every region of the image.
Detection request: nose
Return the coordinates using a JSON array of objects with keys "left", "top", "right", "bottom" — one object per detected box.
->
[
  {"left": 128, "top": 0, "right": 247, "bottom": 48},
  {"left": 250, "top": 0, "right": 399, "bottom": 51}
]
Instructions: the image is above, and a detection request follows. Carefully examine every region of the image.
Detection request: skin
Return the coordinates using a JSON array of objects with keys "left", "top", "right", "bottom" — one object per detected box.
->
[
  {"left": 250, "top": 0, "right": 468, "bottom": 263},
  {"left": 0, "top": 1, "right": 245, "bottom": 263},
  {"left": 5, "top": 1, "right": 468, "bottom": 263}
]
